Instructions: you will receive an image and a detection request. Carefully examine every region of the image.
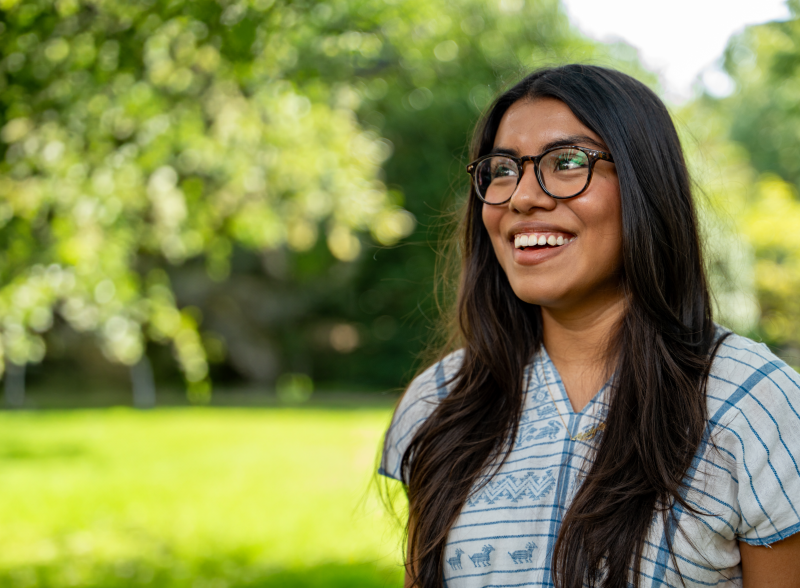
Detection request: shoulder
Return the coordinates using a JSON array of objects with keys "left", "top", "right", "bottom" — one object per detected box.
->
[
  {"left": 705, "top": 330, "right": 800, "bottom": 545},
  {"left": 388, "top": 348, "right": 465, "bottom": 440},
  {"left": 379, "top": 349, "right": 465, "bottom": 483},
  {"left": 707, "top": 329, "right": 800, "bottom": 421}
]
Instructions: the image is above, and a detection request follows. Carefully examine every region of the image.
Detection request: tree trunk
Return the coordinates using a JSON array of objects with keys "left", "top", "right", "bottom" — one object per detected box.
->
[
  {"left": 4, "top": 362, "right": 25, "bottom": 408},
  {"left": 131, "top": 356, "right": 156, "bottom": 409}
]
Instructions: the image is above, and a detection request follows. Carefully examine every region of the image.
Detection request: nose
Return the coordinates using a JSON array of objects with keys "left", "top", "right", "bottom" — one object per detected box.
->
[{"left": 507, "top": 160, "right": 556, "bottom": 213}]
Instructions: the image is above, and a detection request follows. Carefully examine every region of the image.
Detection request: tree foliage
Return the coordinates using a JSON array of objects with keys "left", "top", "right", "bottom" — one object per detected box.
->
[
  {"left": 0, "top": 0, "right": 416, "bottom": 397},
  {"left": 699, "top": 7, "right": 800, "bottom": 363}
]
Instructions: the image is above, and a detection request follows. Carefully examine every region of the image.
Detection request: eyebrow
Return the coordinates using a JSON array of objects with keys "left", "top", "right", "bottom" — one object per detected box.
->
[{"left": 492, "top": 134, "right": 607, "bottom": 156}]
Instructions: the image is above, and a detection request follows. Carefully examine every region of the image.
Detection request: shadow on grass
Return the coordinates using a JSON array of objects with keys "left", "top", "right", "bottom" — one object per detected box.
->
[{"left": 0, "top": 561, "right": 404, "bottom": 588}]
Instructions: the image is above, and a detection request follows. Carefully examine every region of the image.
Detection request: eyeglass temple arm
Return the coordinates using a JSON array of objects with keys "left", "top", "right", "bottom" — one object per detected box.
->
[{"left": 589, "top": 149, "right": 613, "bottom": 162}]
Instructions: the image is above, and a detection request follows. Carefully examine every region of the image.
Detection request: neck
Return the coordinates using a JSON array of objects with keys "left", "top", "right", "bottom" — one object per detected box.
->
[{"left": 540, "top": 289, "right": 626, "bottom": 411}]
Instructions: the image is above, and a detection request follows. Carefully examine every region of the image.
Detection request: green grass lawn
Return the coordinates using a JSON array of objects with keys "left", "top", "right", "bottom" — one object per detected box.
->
[{"left": 0, "top": 407, "right": 406, "bottom": 587}]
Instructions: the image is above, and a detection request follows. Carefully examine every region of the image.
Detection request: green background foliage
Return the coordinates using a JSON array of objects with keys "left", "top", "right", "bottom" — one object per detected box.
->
[
  {"left": 710, "top": 7, "right": 800, "bottom": 362},
  {"left": 3, "top": 0, "right": 800, "bottom": 586}
]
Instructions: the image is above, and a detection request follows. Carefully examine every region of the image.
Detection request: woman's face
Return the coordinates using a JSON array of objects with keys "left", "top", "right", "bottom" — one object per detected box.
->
[{"left": 481, "top": 98, "right": 623, "bottom": 313}]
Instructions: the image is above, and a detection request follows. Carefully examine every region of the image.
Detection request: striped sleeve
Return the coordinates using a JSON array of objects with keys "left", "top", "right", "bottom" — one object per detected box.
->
[
  {"left": 379, "top": 350, "right": 463, "bottom": 483},
  {"left": 711, "top": 336, "right": 800, "bottom": 546}
]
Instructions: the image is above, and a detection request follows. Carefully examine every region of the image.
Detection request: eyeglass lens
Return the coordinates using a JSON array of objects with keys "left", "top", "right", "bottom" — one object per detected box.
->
[{"left": 475, "top": 148, "right": 591, "bottom": 203}]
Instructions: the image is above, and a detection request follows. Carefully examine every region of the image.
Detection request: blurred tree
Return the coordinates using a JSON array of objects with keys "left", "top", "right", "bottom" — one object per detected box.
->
[
  {"left": 674, "top": 99, "right": 760, "bottom": 336},
  {"left": 0, "top": 0, "right": 415, "bottom": 399},
  {"left": 698, "top": 6, "right": 800, "bottom": 365}
]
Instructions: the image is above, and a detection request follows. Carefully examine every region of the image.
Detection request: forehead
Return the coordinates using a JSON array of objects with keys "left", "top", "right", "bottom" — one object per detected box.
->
[{"left": 493, "top": 98, "right": 604, "bottom": 151}]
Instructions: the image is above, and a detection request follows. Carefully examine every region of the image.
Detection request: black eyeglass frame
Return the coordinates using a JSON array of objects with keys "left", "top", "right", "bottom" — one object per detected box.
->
[{"left": 466, "top": 145, "right": 614, "bottom": 204}]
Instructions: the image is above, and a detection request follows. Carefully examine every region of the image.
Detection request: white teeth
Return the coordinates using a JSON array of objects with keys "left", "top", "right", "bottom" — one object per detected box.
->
[{"left": 514, "top": 233, "right": 575, "bottom": 249}]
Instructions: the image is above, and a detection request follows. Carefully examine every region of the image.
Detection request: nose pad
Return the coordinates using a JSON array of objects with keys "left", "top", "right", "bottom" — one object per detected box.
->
[{"left": 508, "top": 161, "right": 555, "bottom": 211}]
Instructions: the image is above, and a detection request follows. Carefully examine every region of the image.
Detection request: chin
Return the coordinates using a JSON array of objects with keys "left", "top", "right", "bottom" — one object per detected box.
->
[{"left": 507, "top": 285, "right": 567, "bottom": 308}]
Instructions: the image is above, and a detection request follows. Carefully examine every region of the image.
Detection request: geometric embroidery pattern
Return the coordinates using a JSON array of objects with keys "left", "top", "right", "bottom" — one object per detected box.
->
[{"left": 467, "top": 469, "right": 556, "bottom": 506}]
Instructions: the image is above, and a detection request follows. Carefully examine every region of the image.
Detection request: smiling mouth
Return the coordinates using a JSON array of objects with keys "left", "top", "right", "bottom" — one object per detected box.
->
[{"left": 514, "top": 232, "right": 576, "bottom": 250}]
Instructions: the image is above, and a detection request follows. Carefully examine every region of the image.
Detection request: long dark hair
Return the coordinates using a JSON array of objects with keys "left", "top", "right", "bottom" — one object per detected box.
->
[{"left": 399, "top": 64, "right": 726, "bottom": 588}]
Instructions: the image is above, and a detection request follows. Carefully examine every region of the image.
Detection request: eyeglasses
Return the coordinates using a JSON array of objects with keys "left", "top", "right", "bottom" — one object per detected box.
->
[{"left": 466, "top": 145, "right": 614, "bottom": 204}]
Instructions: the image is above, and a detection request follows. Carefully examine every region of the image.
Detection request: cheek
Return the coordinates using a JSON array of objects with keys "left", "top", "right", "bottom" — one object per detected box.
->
[
  {"left": 572, "top": 187, "right": 623, "bottom": 267},
  {"left": 482, "top": 202, "right": 506, "bottom": 232},
  {"left": 606, "top": 189, "right": 623, "bottom": 248},
  {"left": 593, "top": 196, "right": 623, "bottom": 270},
  {"left": 481, "top": 205, "right": 506, "bottom": 252}
]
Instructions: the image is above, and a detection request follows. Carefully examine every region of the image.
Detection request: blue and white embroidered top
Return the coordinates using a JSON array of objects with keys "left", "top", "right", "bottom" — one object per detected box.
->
[{"left": 379, "top": 332, "right": 800, "bottom": 587}]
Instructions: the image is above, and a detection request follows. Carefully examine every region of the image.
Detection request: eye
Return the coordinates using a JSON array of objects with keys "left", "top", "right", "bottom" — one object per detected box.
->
[
  {"left": 491, "top": 158, "right": 518, "bottom": 179},
  {"left": 551, "top": 149, "right": 588, "bottom": 171}
]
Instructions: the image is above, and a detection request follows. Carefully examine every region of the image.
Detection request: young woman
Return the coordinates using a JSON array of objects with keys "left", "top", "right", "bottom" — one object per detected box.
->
[{"left": 379, "top": 65, "right": 800, "bottom": 587}]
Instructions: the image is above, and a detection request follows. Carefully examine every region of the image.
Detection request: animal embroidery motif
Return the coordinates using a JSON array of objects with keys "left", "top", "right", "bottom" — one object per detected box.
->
[
  {"left": 467, "top": 469, "right": 556, "bottom": 506},
  {"left": 516, "top": 414, "right": 537, "bottom": 444},
  {"left": 468, "top": 544, "right": 495, "bottom": 568},
  {"left": 534, "top": 420, "right": 560, "bottom": 440},
  {"left": 447, "top": 548, "right": 465, "bottom": 570},
  {"left": 518, "top": 424, "right": 537, "bottom": 443},
  {"left": 537, "top": 403, "right": 557, "bottom": 418},
  {"left": 508, "top": 541, "right": 537, "bottom": 564},
  {"left": 518, "top": 411, "right": 560, "bottom": 444}
]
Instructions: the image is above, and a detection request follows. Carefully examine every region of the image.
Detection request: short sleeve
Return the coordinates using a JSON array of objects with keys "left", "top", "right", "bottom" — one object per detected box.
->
[
  {"left": 379, "top": 350, "right": 464, "bottom": 484},
  {"left": 710, "top": 335, "right": 800, "bottom": 546}
]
